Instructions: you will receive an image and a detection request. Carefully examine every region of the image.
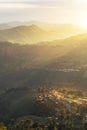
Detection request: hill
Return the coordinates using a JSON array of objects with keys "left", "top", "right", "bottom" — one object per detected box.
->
[
  {"left": 0, "top": 25, "right": 47, "bottom": 44},
  {"left": 0, "top": 34, "right": 87, "bottom": 92},
  {"left": 0, "top": 24, "right": 86, "bottom": 44},
  {"left": 0, "top": 34, "right": 87, "bottom": 121},
  {"left": 0, "top": 86, "right": 87, "bottom": 124}
]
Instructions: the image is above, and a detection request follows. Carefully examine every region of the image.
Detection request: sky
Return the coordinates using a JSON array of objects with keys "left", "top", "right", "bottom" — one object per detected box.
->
[{"left": 0, "top": 0, "right": 87, "bottom": 26}]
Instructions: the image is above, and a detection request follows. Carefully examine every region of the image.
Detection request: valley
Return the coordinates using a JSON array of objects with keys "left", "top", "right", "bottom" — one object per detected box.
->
[{"left": 0, "top": 23, "right": 87, "bottom": 130}]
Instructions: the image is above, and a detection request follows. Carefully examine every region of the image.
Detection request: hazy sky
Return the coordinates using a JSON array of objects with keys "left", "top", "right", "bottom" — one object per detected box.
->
[{"left": 0, "top": 0, "right": 87, "bottom": 25}]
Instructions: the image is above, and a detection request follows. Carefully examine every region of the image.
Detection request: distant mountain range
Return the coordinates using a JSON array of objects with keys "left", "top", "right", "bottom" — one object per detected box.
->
[
  {"left": 0, "top": 21, "right": 87, "bottom": 31},
  {"left": 0, "top": 22, "right": 87, "bottom": 44},
  {"left": 0, "top": 25, "right": 47, "bottom": 44}
]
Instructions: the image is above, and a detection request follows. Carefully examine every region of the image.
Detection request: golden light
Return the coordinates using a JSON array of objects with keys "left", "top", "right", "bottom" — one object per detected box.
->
[
  {"left": 79, "top": 20, "right": 87, "bottom": 28},
  {"left": 78, "top": 0, "right": 87, "bottom": 3}
]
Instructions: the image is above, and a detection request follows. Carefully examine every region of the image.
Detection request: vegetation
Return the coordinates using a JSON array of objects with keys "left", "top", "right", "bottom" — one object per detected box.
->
[
  {"left": 0, "top": 116, "right": 87, "bottom": 130},
  {"left": 0, "top": 40, "right": 87, "bottom": 92},
  {"left": 0, "top": 32, "right": 87, "bottom": 129},
  {"left": 0, "top": 87, "right": 87, "bottom": 130}
]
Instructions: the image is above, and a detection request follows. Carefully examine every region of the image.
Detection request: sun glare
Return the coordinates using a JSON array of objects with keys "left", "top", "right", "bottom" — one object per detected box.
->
[
  {"left": 79, "top": 0, "right": 87, "bottom": 3},
  {"left": 79, "top": 20, "right": 87, "bottom": 28}
]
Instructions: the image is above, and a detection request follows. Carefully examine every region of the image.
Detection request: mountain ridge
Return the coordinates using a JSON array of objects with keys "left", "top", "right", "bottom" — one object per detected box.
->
[{"left": 0, "top": 23, "right": 87, "bottom": 44}]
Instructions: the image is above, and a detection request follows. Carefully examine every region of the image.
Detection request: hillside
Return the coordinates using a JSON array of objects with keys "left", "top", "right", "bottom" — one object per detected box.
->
[
  {"left": 0, "top": 86, "right": 87, "bottom": 125},
  {"left": 0, "top": 34, "right": 87, "bottom": 122},
  {"left": 0, "top": 34, "right": 87, "bottom": 92},
  {"left": 0, "top": 24, "right": 86, "bottom": 44},
  {"left": 0, "top": 25, "right": 47, "bottom": 44}
]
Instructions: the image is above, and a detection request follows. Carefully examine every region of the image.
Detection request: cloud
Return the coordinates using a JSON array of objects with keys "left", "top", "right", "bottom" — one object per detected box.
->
[
  {"left": 0, "top": 0, "right": 86, "bottom": 9},
  {"left": 0, "top": 0, "right": 87, "bottom": 24},
  {"left": 0, "top": 0, "right": 75, "bottom": 9},
  {"left": 0, "top": 1, "right": 66, "bottom": 9}
]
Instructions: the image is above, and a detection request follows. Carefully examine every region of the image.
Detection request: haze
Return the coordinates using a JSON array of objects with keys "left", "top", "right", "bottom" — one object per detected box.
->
[{"left": 0, "top": 0, "right": 87, "bottom": 27}]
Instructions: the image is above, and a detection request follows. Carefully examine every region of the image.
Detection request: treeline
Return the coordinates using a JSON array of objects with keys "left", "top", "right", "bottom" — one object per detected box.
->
[{"left": 0, "top": 117, "right": 87, "bottom": 130}]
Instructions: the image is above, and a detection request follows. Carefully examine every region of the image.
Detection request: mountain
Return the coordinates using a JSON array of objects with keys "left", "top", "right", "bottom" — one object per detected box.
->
[
  {"left": 0, "top": 23, "right": 86, "bottom": 44},
  {"left": 0, "top": 34, "right": 87, "bottom": 121},
  {"left": 0, "top": 25, "right": 47, "bottom": 44},
  {"left": 0, "top": 34, "right": 87, "bottom": 92},
  {"left": 3, "top": 21, "right": 87, "bottom": 31}
]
